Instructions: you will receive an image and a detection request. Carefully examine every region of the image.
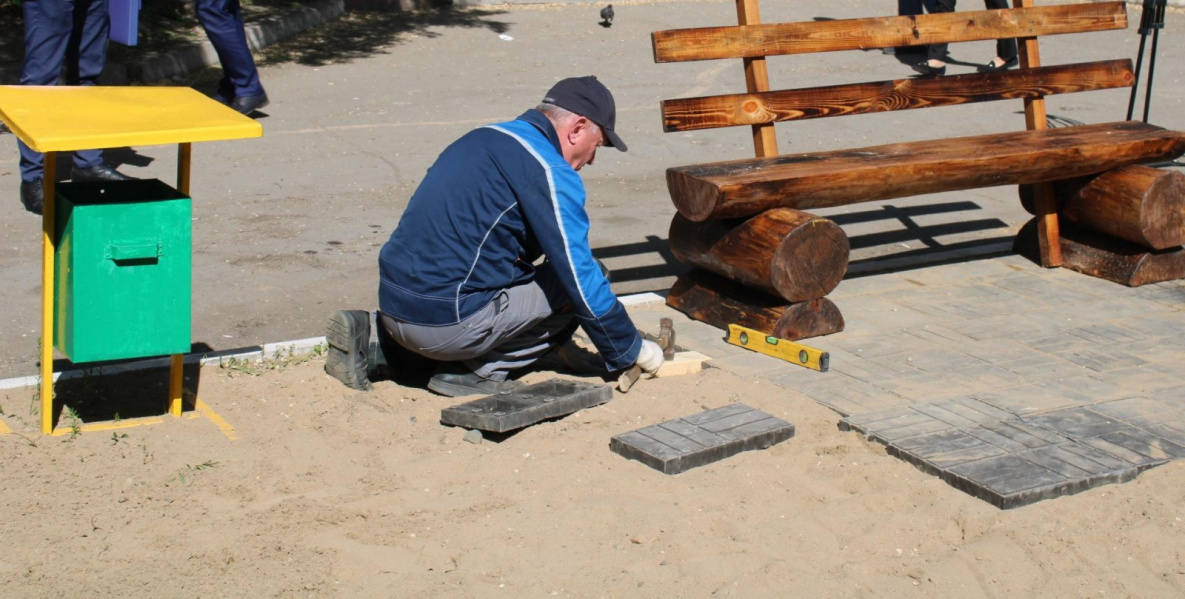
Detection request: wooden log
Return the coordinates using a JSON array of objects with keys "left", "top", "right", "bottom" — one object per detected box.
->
[
  {"left": 666, "top": 269, "right": 845, "bottom": 341},
  {"left": 667, "top": 121, "right": 1185, "bottom": 222},
  {"left": 668, "top": 209, "right": 849, "bottom": 302},
  {"left": 652, "top": 3, "right": 1126, "bottom": 63},
  {"left": 1019, "top": 165, "right": 1185, "bottom": 250},
  {"left": 1015, "top": 218, "right": 1185, "bottom": 286},
  {"left": 662, "top": 60, "right": 1133, "bottom": 132}
]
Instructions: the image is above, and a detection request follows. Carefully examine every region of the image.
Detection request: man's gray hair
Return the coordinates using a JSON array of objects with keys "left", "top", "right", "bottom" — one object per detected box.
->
[{"left": 537, "top": 103, "right": 602, "bottom": 135}]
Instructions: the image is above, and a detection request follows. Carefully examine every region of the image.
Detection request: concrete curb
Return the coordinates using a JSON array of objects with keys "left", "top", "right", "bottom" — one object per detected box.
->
[{"left": 0, "top": 293, "right": 668, "bottom": 392}]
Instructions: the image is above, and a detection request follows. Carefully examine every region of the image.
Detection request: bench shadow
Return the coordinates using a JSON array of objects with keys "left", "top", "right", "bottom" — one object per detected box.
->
[{"left": 831, "top": 201, "right": 1015, "bottom": 277}]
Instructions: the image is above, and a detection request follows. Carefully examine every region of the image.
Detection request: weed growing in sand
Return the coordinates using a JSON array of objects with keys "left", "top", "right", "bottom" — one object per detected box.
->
[
  {"left": 63, "top": 406, "right": 82, "bottom": 440},
  {"left": 110, "top": 432, "right": 128, "bottom": 445},
  {"left": 176, "top": 460, "right": 219, "bottom": 485},
  {"left": 220, "top": 344, "right": 324, "bottom": 377}
]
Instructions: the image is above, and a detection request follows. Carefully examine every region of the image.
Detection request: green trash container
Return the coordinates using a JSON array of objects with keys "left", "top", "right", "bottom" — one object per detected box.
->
[{"left": 53, "top": 179, "right": 192, "bottom": 363}]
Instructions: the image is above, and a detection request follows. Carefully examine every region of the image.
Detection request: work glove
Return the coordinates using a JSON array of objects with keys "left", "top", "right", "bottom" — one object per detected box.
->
[{"left": 635, "top": 339, "right": 664, "bottom": 374}]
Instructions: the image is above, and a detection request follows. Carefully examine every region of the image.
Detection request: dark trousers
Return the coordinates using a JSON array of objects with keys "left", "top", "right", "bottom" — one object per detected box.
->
[
  {"left": 926, "top": 0, "right": 1019, "bottom": 62},
  {"left": 898, "top": 0, "right": 937, "bottom": 15},
  {"left": 196, "top": 0, "right": 265, "bottom": 101},
  {"left": 19, "top": 0, "right": 109, "bottom": 182}
]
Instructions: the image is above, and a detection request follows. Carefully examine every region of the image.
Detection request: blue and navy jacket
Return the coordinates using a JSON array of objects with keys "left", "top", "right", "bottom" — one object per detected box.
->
[{"left": 378, "top": 110, "right": 643, "bottom": 370}]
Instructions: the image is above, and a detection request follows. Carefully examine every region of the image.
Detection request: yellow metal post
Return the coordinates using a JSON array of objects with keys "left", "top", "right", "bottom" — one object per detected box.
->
[
  {"left": 40, "top": 153, "right": 57, "bottom": 434},
  {"left": 168, "top": 142, "right": 193, "bottom": 417}
]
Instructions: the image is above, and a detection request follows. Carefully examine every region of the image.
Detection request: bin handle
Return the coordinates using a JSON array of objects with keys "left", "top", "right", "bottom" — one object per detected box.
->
[{"left": 106, "top": 241, "right": 161, "bottom": 262}]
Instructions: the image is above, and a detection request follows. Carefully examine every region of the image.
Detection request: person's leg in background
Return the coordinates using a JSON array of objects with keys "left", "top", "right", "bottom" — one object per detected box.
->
[
  {"left": 195, "top": 0, "right": 269, "bottom": 114},
  {"left": 17, "top": 0, "right": 127, "bottom": 216},
  {"left": 911, "top": 0, "right": 956, "bottom": 76},
  {"left": 982, "top": 0, "right": 1019, "bottom": 70}
]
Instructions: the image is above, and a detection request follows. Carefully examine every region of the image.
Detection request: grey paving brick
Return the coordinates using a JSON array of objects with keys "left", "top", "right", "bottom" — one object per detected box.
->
[
  {"left": 901, "top": 323, "right": 975, "bottom": 346},
  {"left": 948, "top": 315, "right": 1039, "bottom": 341},
  {"left": 933, "top": 397, "right": 1017, "bottom": 424},
  {"left": 610, "top": 404, "right": 794, "bottom": 475},
  {"left": 778, "top": 372, "right": 907, "bottom": 417},
  {"left": 1077, "top": 435, "right": 1172, "bottom": 469},
  {"left": 993, "top": 353, "right": 1084, "bottom": 380},
  {"left": 972, "top": 385, "right": 1084, "bottom": 416},
  {"left": 1147, "top": 385, "right": 1185, "bottom": 403},
  {"left": 1115, "top": 314, "right": 1185, "bottom": 338},
  {"left": 947, "top": 454, "right": 1072, "bottom": 509},
  {"left": 842, "top": 404, "right": 929, "bottom": 431},
  {"left": 905, "top": 300, "right": 986, "bottom": 321},
  {"left": 896, "top": 349, "right": 990, "bottom": 374},
  {"left": 1094, "top": 429, "right": 1185, "bottom": 461},
  {"left": 1088, "top": 363, "right": 1185, "bottom": 395},
  {"left": 439, "top": 379, "right": 613, "bottom": 433},
  {"left": 891, "top": 428, "right": 1007, "bottom": 466},
  {"left": 867, "top": 415, "right": 954, "bottom": 444},
  {"left": 946, "top": 364, "right": 1027, "bottom": 392},
  {"left": 1026, "top": 407, "right": 1132, "bottom": 439},
  {"left": 1018, "top": 332, "right": 1094, "bottom": 354},
  {"left": 963, "top": 424, "right": 1046, "bottom": 453},
  {"left": 872, "top": 374, "right": 975, "bottom": 404},
  {"left": 979, "top": 419, "right": 1066, "bottom": 448},
  {"left": 1066, "top": 323, "right": 1143, "bottom": 345},
  {"left": 955, "top": 339, "right": 1046, "bottom": 365},
  {"left": 1052, "top": 346, "right": 1148, "bottom": 372},
  {"left": 829, "top": 334, "right": 913, "bottom": 359}
]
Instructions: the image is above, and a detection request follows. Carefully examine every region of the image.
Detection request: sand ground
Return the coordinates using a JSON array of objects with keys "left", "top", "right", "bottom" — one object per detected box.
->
[{"left": 2, "top": 351, "right": 1184, "bottom": 598}]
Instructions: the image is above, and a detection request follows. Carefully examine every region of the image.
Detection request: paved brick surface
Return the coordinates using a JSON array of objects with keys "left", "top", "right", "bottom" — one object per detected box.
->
[{"left": 626, "top": 254, "right": 1185, "bottom": 507}]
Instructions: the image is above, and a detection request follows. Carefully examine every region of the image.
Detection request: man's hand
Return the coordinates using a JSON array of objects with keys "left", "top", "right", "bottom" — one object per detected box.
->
[{"left": 636, "top": 339, "right": 664, "bottom": 374}]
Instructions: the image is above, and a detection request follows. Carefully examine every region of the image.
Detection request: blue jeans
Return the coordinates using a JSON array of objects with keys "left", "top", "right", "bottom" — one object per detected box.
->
[{"left": 18, "top": 0, "right": 109, "bottom": 182}]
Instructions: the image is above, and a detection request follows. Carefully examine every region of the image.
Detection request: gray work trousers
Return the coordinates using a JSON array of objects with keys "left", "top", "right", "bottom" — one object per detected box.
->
[{"left": 380, "top": 275, "right": 576, "bottom": 382}]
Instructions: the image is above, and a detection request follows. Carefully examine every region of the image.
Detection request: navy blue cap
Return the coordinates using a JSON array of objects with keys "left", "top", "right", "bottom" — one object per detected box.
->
[{"left": 542, "top": 76, "right": 627, "bottom": 152}]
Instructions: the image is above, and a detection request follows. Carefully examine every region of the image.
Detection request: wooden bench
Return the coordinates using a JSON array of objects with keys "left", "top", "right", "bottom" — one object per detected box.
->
[{"left": 653, "top": 1, "right": 1185, "bottom": 340}]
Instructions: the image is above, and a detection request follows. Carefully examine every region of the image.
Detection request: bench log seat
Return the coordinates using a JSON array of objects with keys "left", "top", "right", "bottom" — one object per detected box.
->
[{"left": 668, "top": 121, "right": 1185, "bottom": 221}]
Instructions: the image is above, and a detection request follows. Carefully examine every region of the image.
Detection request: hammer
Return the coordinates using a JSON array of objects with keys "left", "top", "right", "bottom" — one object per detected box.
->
[{"left": 617, "top": 317, "right": 675, "bottom": 393}]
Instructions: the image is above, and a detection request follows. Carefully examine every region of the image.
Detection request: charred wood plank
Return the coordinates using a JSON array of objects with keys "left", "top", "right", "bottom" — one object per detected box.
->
[
  {"left": 653, "top": 3, "right": 1126, "bottom": 63},
  {"left": 1015, "top": 219, "right": 1185, "bottom": 287},
  {"left": 668, "top": 209, "right": 849, "bottom": 302},
  {"left": 1019, "top": 165, "right": 1185, "bottom": 250},
  {"left": 666, "top": 269, "right": 845, "bottom": 341},
  {"left": 662, "top": 61, "right": 1133, "bottom": 132},
  {"left": 668, "top": 121, "right": 1185, "bottom": 222}
]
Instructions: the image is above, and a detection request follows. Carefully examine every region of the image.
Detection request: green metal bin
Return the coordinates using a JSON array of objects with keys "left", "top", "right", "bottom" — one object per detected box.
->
[{"left": 53, "top": 179, "right": 192, "bottom": 363}]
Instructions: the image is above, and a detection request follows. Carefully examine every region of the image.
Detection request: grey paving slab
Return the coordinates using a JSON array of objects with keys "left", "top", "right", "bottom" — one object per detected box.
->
[
  {"left": 1089, "top": 363, "right": 1185, "bottom": 395},
  {"left": 1051, "top": 346, "right": 1148, "bottom": 373},
  {"left": 440, "top": 379, "right": 612, "bottom": 433},
  {"left": 610, "top": 404, "right": 794, "bottom": 475}
]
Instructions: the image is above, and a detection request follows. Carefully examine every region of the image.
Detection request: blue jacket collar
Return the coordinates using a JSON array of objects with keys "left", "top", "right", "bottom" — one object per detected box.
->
[{"left": 516, "top": 109, "right": 562, "bottom": 155}]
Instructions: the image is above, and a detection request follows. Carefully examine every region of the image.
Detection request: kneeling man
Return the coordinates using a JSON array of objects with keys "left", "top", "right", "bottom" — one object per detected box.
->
[{"left": 325, "top": 76, "right": 662, "bottom": 395}]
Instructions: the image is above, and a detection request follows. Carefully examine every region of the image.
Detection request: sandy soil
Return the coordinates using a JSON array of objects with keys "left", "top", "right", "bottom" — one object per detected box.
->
[{"left": 2, "top": 355, "right": 1184, "bottom": 598}]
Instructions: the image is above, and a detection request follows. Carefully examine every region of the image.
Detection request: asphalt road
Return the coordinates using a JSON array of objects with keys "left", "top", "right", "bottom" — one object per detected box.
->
[{"left": 1, "top": 0, "right": 1182, "bottom": 379}]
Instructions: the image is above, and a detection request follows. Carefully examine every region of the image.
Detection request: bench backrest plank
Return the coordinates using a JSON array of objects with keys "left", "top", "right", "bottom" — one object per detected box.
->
[
  {"left": 653, "top": 2, "right": 1127, "bottom": 62},
  {"left": 661, "top": 59, "right": 1134, "bottom": 132}
]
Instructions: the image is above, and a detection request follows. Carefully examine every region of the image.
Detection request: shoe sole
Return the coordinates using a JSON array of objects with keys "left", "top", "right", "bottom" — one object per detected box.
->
[
  {"left": 427, "top": 377, "right": 525, "bottom": 398},
  {"left": 324, "top": 310, "right": 371, "bottom": 391}
]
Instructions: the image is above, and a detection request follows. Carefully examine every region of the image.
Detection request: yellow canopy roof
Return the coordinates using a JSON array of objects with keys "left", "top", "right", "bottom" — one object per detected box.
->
[{"left": 0, "top": 85, "right": 263, "bottom": 152}]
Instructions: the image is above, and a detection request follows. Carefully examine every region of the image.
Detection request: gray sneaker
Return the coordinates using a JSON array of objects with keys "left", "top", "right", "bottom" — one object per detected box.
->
[
  {"left": 325, "top": 310, "right": 372, "bottom": 391},
  {"left": 428, "top": 364, "right": 524, "bottom": 397}
]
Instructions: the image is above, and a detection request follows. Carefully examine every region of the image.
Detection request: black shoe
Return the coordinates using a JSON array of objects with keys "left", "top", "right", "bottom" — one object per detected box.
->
[
  {"left": 325, "top": 309, "right": 372, "bottom": 391},
  {"left": 231, "top": 92, "right": 269, "bottom": 115},
  {"left": 71, "top": 162, "right": 132, "bottom": 182},
  {"left": 20, "top": 179, "right": 43, "bottom": 215},
  {"left": 980, "top": 56, "right": 1019, "bottom": 72},
  {"left": 427, "top": 364, "right": 524, "bottom": 397},
  {"left": 911, "top": 61, "right": 946, "bottom": 77}
]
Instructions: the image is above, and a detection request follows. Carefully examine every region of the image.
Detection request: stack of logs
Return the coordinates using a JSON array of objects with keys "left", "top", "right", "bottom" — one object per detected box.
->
[
  {"left": 666, "top": 207, "right": 849, "bottom": 341},
  {"left": 1016, "top": 164, "right": 1185, "bottom": 286}
]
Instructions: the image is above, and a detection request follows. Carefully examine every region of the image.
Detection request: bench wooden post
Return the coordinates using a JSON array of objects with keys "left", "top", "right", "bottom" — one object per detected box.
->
[
  {"left": 736, "top": 0, "right": 778, "bottom": 157},
  {"left": 1015, "top": 0, "right": 1063, "bottom": 268}
]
